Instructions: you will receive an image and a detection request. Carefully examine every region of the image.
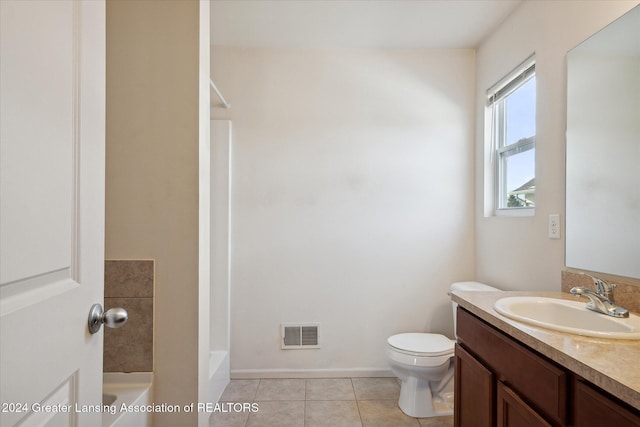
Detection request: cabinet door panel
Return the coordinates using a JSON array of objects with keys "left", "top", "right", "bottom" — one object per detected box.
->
[
  {"left": 456, "top": 308, "right": 567, "bottom": 425},
  {"left": 574, "top": 380, "right": 640, "bottom": 427},
  {"left": 455, "top": 344, "right": 494, "bottom": 427},
  {"left": 497, "top": 382, "right": 552, "bottom": 427}
]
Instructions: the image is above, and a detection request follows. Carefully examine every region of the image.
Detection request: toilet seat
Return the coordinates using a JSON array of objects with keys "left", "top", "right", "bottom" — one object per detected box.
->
[
  {"left": 387, "top": 333, "right": 455, "bottom": 357},
  {"left": 387, "top": 333, "right": 455, "bottom": 368}
]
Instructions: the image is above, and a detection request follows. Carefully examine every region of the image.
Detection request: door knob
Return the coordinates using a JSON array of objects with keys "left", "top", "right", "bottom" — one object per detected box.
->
[{"left": 88, "top": 303, "right": 128, "bottom": 334}]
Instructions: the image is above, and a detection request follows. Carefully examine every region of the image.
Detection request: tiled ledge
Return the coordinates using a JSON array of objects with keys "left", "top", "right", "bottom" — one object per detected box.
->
[{"left": 104, "top": 260, "right": 154, "bottom": 373}]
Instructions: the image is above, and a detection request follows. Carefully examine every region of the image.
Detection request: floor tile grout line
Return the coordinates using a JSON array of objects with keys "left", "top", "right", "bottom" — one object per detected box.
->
[
  {"left": 251, "top": 379, "right": 260, "bottom": 402},
  {"left": 244, "top": 379, "right": 261, "bottom": 427},
  {"left": 303, "top": 380, "right": 307, "bottom": 427},
  {"left": 351, "top": 378, "right": 365, "bottom": 425}
]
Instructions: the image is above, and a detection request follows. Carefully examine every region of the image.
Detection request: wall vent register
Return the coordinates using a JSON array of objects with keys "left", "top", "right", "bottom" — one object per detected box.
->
[{"left": 281, "top": 323, "right": 320, "bottom": 349}]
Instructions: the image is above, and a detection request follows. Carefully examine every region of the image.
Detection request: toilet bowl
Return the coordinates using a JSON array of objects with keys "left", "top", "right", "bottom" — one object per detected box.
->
[
  {"left": 387, "top": 333, "right": 455, "bottom": 418},
  {"left": 386, "top": 281, "right": 500, "bottom": 418}
]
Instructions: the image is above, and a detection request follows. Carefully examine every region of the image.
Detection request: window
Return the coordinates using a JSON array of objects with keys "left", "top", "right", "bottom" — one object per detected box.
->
[{"left": 487, "top": 56, "right": 536, "bottom": 213}]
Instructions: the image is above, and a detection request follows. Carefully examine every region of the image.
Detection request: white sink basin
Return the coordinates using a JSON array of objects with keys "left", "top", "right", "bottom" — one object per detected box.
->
[{"left": 494, "top": 296, "right": 640, "bottom": 340}]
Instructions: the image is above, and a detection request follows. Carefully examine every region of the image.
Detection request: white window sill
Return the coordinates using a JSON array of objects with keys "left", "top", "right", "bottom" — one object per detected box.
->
[{"left": 495, "top": 207, "right": 535, "bottom": 217}]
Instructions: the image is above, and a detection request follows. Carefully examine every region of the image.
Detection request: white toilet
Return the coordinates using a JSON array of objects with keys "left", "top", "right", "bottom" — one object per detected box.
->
[{"left": 386, "top": 281, "right": 500, "bottom": 418}]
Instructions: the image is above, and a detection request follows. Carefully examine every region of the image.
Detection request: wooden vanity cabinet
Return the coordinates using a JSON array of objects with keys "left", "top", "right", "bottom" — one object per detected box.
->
[
  {"left": 454, "top": 307, "right": 640, "bottom": 427},
  {"left": 455, "top": 308, "right": 567, "bottom": 427}
]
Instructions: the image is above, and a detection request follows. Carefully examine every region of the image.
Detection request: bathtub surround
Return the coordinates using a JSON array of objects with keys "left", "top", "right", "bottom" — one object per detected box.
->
[
  {"left": 212, "top": 47, "right": 476, "bottom": 377},
  {"left": 105, "top": 260, "right": 154, "bottom": 298},
  {"left": 104, "top": 260, "right": 154, "bottom": 373}
]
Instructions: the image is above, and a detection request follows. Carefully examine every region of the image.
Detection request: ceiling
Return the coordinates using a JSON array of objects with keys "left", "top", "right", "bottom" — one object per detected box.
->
[{"left": 210, "top": 0, "right": 522, "bottom": 49}]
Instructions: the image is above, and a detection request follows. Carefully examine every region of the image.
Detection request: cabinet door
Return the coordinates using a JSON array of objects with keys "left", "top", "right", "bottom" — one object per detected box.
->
[
  {"left": 497, "top": 382, "right": 552, "bottom": 427},
  {"left": 574, "top": 380, "right": 640, "bottom": 427},
  {"left": 455, "top": 344, "right": 494, "bottom": 427},
  {"left": 456, "top": 308, "right": 567, "bottom": 425}
]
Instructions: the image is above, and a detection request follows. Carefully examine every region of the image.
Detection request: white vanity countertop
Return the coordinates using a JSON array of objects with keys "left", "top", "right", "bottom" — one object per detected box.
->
[{"left": 451, "top": 290, "right": 640, "bottom": 411}]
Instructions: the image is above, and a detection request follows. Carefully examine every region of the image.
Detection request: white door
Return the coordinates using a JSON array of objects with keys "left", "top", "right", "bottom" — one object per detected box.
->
[{"left": 1, "top": 1, "right": 105, "bottom": 426}]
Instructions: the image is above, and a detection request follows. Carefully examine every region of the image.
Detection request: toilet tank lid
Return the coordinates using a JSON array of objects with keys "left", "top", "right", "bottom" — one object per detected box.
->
[{"left": 450, "top": 281, "right": 500, "bottom": 292}]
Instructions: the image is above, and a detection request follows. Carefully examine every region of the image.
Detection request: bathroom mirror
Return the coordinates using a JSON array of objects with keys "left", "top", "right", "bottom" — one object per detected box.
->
[{"left": 566, "top": 5, "right": 640, "bottom": 279}]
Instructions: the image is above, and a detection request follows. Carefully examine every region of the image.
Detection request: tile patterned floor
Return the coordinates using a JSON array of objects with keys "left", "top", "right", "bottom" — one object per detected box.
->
[{"left": 209, "top": 378, "right": 454, "bottom": 427}]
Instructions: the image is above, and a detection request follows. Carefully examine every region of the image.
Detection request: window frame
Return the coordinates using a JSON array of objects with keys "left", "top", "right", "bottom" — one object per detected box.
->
[{"left": 487, "top": 55, "right": 536, "bottom": 216}]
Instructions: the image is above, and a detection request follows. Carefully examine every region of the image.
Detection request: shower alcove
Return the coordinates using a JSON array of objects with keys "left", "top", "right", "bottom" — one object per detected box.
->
[{"left": 208, "top": 119, "right": 232, "bottom": 401}]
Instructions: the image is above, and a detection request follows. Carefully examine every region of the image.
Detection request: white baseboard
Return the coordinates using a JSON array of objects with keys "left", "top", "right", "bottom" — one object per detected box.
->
[{"left": 230, "top": 368, "right": 395, "bottom": 379}]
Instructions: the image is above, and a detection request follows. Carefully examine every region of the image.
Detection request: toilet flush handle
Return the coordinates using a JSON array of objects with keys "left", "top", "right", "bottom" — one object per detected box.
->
[{"left": 88, "top": 304, "right": 128, "bottom": 334}]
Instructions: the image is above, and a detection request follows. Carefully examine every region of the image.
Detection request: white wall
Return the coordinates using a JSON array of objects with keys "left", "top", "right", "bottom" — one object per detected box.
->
[
  {"left": 474, "top": 1, "right": 639, "bottom": 291},
  {"left": 106, "top": 1, "right": 209, "bottom": 425},
  {"left": 212, "top": 47, "right": 475, "bottom": 375}
]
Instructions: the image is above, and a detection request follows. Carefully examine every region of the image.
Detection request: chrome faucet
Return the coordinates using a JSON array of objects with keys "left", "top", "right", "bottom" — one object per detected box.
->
[
  {"left": 581, "top": 272, "right": 616, "bottom": 302},
  {"left": 570, "top": 273, "right": 629, "bottom": 318}
]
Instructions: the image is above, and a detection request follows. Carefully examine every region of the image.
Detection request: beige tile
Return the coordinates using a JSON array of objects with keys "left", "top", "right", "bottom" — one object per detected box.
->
[
  {"left": 418, "top": 416, "right": 454, "bottom": 427},
  {"left": 246, "top": 401, "right": 304, "bottom": 427},
  {"left": 255, "top": 379, "right": 305, "bottom": 401},
  {"left": 220, "top": 380, "right": 260, "bottom": 402},
  {"left": 103, "top": 297, "right": 153, "bottom": 372},
  {"left": 358, "top": 400, "right": 420, "bottom": 427},
  {"left": 352, "top": 378, "right": 400, "bottom": 401},
  {"left": 305, "top": 400, "right": 362, "bottom": 427},
  {"left": 209, "top": 409, "right": 249, "bottom": 427},
  {"left": 306, "top": 378, "right": 356, "bottom": 401},
  {"left": 105, "top": 260, "right": 154, "bottom": 297}
]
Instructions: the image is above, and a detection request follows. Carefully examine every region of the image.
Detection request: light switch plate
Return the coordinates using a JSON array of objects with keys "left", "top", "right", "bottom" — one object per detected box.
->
[{"left": 549, "top": 214, "right": 560, "bottom": 239}]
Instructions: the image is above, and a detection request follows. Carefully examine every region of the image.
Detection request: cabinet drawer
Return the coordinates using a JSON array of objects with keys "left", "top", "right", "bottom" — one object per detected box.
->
[{"left": 457, "top": 308, "right": 567, "bottom": 426}]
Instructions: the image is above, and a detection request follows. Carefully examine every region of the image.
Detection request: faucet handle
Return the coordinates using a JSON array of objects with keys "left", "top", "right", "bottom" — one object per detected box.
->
[
  {"left": 580, "top": 272, "right": 615, "bottom": 302},
  {"left": 594, "top": 278, "right": 614, "bottom": 296}
]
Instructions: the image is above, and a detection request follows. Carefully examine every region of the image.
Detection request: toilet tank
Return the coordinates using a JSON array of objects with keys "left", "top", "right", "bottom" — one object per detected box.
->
[{"left": 449, "top": 281, "right": 500, "bottom": 336}]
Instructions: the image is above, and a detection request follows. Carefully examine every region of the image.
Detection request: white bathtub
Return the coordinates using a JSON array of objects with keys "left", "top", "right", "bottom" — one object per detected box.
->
[{"left": 103, "top": 373, "right": 153, "bottom": 427}]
